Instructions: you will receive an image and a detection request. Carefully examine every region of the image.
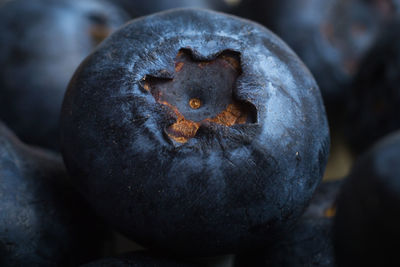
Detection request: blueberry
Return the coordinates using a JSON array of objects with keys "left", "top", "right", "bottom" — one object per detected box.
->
[
  {"left": 334, "top": 131, "right": 400, "bottom": 266},
  {"left": 0, "top": 121, "right": 108, "bottom": 266},
  {"left": 345, "top": 19, "right": 400, "bottom": 154},
  {"left": 267, "top": 0, "right": 399, "bottom": 118},
  {"left": 0, "top": 0, "right": 128, "bottom": 150},
  {"left": 234, "top": 181, "right": 341, "bottom": 267},
  {"left": 61, "top": 8, "right": 330, "bottom": 255}
]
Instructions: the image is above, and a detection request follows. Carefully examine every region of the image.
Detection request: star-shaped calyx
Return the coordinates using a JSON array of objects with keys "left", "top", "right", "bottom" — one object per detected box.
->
[{"left": 142, "top": 49, "right": 256, "bottom": 143}]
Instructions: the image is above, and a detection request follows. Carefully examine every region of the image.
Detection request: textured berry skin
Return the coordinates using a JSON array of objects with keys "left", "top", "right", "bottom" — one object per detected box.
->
[
  {"left": 235, "top": 181, "right": 341, "bottom": 267},
  {"left": 346, "top": 19, "right": 400, "bottom": 154},
  {"left": 334, "top": 131, "right": 400, "bottom": 266},
  {"left": 0, "top": 0, "right": 127, "bottom": 150},
  {"left": 0, "top": 121, "right": 106, "bottom": 267},
  {"left": 61, "top": 8, "right": 330, "bottom": 255}
]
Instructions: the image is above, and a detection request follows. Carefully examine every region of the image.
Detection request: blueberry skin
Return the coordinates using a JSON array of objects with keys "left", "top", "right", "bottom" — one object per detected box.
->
[
  {"left": 229, "top": 0, "right": 278, "bottom": 28},
  {"left": 268, "top": 0, "right": 399, "bottom": 114},
  {"left": 235, "top": 181, "right": 341, "bottom": 267},
  {"left": 0, "top": 0, "right": 128, "bottom": 150},
  {"left": 302, "top": 180, "right": 342, "bottom": 219},
  {"left": 61, "top": 8, "right": 330, "bottom": 255},
  {"left": 346, "top": 19, "right": 400, "bottom": 154},
  {"left": 0, "top": 121, "right": 106, "bottom": 266},
  {"left": 111, "top": 0, "right": 235, "bottom": 18},
  {"left": 81, "top": 251, "right": 200, "bottom": 267},
  {"left": 334, "top": 131, "right": 400, "bottom": 266}
]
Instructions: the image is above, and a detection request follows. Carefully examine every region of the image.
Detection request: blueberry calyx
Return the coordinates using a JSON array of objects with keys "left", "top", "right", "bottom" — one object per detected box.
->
[{"left": 142, "top": 48, "right": 256, "bottom": 143}]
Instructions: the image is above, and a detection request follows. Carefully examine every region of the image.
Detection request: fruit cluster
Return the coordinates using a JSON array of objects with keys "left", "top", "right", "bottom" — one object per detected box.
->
[{"left": 0, "top": 0, "right": 399, "bottom": 266}]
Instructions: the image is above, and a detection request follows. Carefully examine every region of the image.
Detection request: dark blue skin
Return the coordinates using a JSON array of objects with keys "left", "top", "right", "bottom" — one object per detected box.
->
[
  {"left": 229, "top": 0, "right": 278, "bottom": 28},
  {"left": 346, "top": 19, "right": 400, "bottom": 154},
  {"left": 0, "top": 121, "right": 107, "bottom": 266},
  {"left": 267, "top": 0, "right": 399, "bottom": 117},
  {"left": 61, "top": 8, "right": 330, "bottom": 255},
  {"left": 234, "top": 181, "right": 341, "bottom": 267},
  {"left": 81, "top": 251, "right": 201, "bottom": 267},
  {"left": 0, "top": 0, "right": 128, "bottom": 150},
  {"left": 334, "top": 131, "right": 400, "bottom": 266},
  {"left": 111, "top": 0, "right": 236, "bottom": 17}
]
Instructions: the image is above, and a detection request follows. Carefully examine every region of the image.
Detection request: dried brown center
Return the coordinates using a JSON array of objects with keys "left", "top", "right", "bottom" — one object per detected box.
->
[
  {"left": 189, "top": 98, "right": 202, "bottom": 109},
  {"left": 88, "top": 14, "right": 112, "bottom": 46},
  {"left": 143, "top": 49, "right": 255, "bottom": 143}
]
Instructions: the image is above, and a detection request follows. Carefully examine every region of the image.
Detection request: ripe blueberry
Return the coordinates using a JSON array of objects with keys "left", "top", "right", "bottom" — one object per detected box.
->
[
  {"left": 334, "top": 130, "right": 400, "bottom": 266},
  {"left": 0, "top": 121, "right": 106, "bottom": 266},
  {"left": 61, "top": 8, "right": 330, "bottom": 255},
  {"left": 267, "top": 0, "right": 399, "bottom": 117},
  {"left": 345, "top": 19, "right": 400, "bottom": 154},
  {"left": 235, "top": 181, "right": 341, "bottom": 267},
  {"left": 0, "top": 0, "right": 128, "bottom": 150}
]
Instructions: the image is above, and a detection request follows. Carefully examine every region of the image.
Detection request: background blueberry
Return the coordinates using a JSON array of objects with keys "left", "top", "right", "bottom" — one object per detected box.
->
[
  {"left": 345, "top": 19, "right": 400, "bottom": 154},
  {"left": 61, "top": 8, "right": 330, "bottom": 256},
  {"left": 0, "top": 121, "right": 108, "bottom": 266},
  {"left": 0, "top": 0, "right": 128, "bottom": 150},
  {"left": 334, "top": 130, "right": 400, "bottom": 266},
  {"left": 265, "top": 0, "right": 399, "bottom": 124},
  {"left": 234, "top": 181, "right": 341, "bottom": 267}
]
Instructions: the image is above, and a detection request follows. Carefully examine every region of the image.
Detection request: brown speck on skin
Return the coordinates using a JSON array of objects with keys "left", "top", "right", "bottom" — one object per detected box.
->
[
  {"left": 343, "top": 58, "right": 357, "bottom": 75},
  {"left": 167, "top": 118, "right": 200, "bottom": 143},
  {"left": 208, "top": 102, "right": 248, "bottom": 126},
  {"left": 143, "top": 82, "right": 150, "bottom": 91},
  {"left": 176, "top": 50, "right": 185, "bottom": 58},
  {"left": 175, "top": 62, "right": 184, "bottom": 72},
  {"left": 221, "top": 54, "right": 241, "bottom": 70},
  {"left": 198, "top": 61, "right": 212, "bottom": 68},
  {"left": 375, "top": 0, "right": 395, "bottom": 16},
  {"left": 324, "top": 205, "right": 336, "bottom": 218},
  {"left": 351, "top": 23, "right": 367, "bottom": 37},
  {"left": 90, "top": 25, "right": 111, "bottom": 45},
  {"left": 321, "top": 22, "right": 335, "bottom": 45}
]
